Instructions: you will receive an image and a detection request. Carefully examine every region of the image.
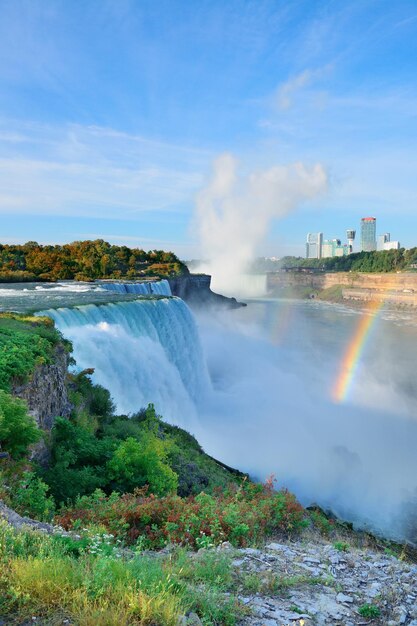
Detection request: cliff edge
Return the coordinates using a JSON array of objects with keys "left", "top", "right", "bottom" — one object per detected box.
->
[{"left": 168, "top": 274, "right": 246, "bottom": 308}]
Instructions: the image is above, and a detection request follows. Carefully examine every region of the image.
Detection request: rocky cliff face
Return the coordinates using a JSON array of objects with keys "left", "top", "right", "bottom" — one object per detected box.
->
[
  {"left": 12, "top": 344, "right": 72, "bottom": 431},
  {"left": 268, "top": 271, "right": 417, "bottom": 306},
  {"left": 169, "top": 274, "right": 245, "bottom": 308}
]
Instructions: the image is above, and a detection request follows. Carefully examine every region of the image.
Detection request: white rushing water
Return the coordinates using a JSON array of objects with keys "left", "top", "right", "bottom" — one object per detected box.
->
[
  {"left": 35, "top": 290, "right": 417, "bottom": 543},
  {"left": 99, "top": 279, "right": 172, "bottom": 296},
  {"left": 40, "top": 297, "right": 208, "bottom": 427}
]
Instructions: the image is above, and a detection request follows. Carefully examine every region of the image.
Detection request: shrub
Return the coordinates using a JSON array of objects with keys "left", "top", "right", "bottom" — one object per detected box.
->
[
  {"left": 57, "top": 479, "right": 306, "bottom": 549},
  {"left": 0, "top": 390, "right": 41, "bottom": 458},
  {"left": 13, "top": 471, "right": 55, "bottom": 522},
  {"left": 358, "top": 604, "right": 381, "bottom": 619}
]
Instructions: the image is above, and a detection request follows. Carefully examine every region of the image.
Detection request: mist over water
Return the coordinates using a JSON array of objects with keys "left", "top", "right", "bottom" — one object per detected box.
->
[
  {"left": 192, "top": 300, "right": 417, "bottom": 542},
  {"left": 36, "top": 286, "right": 417, "bottom": 543}
]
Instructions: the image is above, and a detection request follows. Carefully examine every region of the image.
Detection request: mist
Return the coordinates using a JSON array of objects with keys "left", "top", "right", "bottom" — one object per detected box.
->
[
  {"left": 43, "top": 293, "right": 417, "bottom": 544},
  {"left": 192, "top": 303, "right": 417, "bottom": 543},
  {"left": 194, "top": 153, "right": 327, "bottom": 295}
]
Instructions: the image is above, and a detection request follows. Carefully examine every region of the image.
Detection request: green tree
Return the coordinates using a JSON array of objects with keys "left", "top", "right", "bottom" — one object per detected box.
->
[
  {"left": 0, "top": 390, "right": 41, "bottom": 458},
  {"left": 107, "top": 433, "right": 178, "bottom": 496}
]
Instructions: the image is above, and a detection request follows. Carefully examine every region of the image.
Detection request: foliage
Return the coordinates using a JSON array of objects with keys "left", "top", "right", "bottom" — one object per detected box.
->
[
  {"left": 41, "top": 417, "right": 114, "bottom": 503},
  {"left": 333, "top": 541, "right": 350, "bottom": 552},
  {"left": 0, "top": 313, "right": 63, "bottom": 391},
  {"left": 12, "top": 472, "right": 55, "bottom": 522},
  {"left": 279, "top": 246, "right": 417, "bottom": 273},
  {"left": 0, "top": 521, "right": 244, "bottom": 626},
  {"left": 308, "top": 509, "right": 335, "bottom": 536},
  {"left": 42, "top": 378, "right": 241, "bottom": 505},
  {"left": 0, "top": 239, "right": 189, "bottom": 282},
  {"left": 358, "top": 603, "right": 381, "bottom": 618},
  {"left": 0, "top": 391, "right": 41, "bottom": 458},
  {"left": 108, "top": 436, "right": 178, "bottom": 496},
  {"left": 56, "top": 478, "right": 306, "bottom": 549}
]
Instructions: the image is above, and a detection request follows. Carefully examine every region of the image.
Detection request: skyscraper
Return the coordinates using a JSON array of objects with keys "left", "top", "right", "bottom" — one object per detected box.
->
[
  {"left": 346, "top": 229, "right": 356, "bottom": 254},
  {"left": 360, "top": 217, "right": 376, "bottom": 252},
  {"left": 306, "top": 232, "right": 323, "bottom": 259}
]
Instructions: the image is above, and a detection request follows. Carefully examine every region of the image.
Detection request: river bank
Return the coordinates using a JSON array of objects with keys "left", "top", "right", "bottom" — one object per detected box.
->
[{"left": 267, "top": 271, "right": 417, "bottom": 309}]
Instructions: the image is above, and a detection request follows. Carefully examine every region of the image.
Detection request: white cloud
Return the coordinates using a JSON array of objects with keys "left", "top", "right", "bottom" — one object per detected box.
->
[{"left": 0, "top": 120, "right": 209, "bottom": 218}]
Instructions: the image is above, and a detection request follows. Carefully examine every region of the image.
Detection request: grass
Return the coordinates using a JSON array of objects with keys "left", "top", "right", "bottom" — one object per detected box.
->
[
  {"left": 0, "top": 313, "right": 66, "bottom": 391},
  {"left": 0, "top": 520, "right": 245, "bottom": 626},
  {"left": 316, "top": 284, "right": 344, "bottom": 302}
]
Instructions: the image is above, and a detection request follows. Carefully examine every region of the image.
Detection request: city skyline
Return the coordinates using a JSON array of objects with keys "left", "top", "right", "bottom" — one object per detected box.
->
[
  {"left": 0, "top": 1, "right": 416, "bottom": 259},
  {"left": 306, "top": 215, "right": 402, "bottom": 259}
]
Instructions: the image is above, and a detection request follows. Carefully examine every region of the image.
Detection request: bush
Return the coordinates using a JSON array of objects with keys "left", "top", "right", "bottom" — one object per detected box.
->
[
  {"left": 57, "top": 478, "right": 306, "bottom": 549},
  {"left": 108, "top": 436, "right": 178, "bottom": 496},
  {"left": 358, "top": 604, "right": 381, "bottom": 619},
  {"left": 0, "top": 390, "right": 41, "bottom": 458},
  {"left": 13, "top": 472, "right": 55, "bottom": 521}
]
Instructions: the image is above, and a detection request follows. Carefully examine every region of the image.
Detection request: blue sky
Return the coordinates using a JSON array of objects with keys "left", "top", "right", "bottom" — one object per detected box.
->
[{"left": 0, "top": 0, "right": 416, "bottom": 257}]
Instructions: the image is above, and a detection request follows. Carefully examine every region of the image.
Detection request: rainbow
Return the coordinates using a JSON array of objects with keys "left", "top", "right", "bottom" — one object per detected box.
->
[{"left": 332, "top": 299, "right": 384, "bottom": 403}]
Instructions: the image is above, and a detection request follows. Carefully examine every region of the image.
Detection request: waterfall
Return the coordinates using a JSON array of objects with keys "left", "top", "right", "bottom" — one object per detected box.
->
[
  {"left": 39, "top": 297, "right": 208, "bottom": 425},
  {"left": 99, "top": 279, "right": 172, "bottom": 296}
]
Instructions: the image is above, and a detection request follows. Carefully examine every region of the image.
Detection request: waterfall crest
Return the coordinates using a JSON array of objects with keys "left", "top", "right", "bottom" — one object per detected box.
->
[
  {"left": 99, "top": 279, "right": 172, "bottom": 296},
  {"left": 39, "top": 297, "right": 208, "bottom": 424}
]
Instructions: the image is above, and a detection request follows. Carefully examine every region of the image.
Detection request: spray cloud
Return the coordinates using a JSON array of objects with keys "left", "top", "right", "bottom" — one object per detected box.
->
[{"left": 195, "top": 153, "right": 327, "bottom": 294}]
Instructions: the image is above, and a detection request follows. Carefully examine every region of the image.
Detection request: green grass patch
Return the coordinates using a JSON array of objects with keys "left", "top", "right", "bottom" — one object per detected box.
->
[
  {"left": 0, "top": 313, "right": 64, "bottom": 391},
  {"left": 0, "top": 521, "right": 245, "bottom": 625}
]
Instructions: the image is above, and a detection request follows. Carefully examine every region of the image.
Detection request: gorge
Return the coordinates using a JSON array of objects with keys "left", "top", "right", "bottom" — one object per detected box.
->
[{"left": 2, "top": 277, "right": 415, "bottom": 544}]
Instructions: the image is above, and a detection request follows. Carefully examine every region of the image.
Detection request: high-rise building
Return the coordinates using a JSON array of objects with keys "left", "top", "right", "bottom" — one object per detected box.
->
[
  {"left": 346, "top": 229, "right": 356, "bottom": 254},
  {"left": 377, "top": 233, "right": 390, "bottom": 251},
  {"left": 361, "top": 217, "right": 376, "bottom": 252},
  {"left": 306, "top": 232, "right": 323, "bottom": 259},
  {"left": 321, "top": 238, "right": 348, "bottom": 258}
]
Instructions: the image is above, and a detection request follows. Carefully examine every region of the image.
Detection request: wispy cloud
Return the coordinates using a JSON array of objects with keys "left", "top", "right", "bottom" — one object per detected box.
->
[
  {"left": 275, "top": 65, "right": 333, "bottom": 110},
  {"left": 0, "top": 120, "right": 210, "bottom": 218}
]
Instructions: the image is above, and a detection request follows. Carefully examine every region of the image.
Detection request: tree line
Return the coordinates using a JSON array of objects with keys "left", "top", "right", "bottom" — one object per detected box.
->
[
  {"left": 0, "top": 239, "right": 188, "bottom": 282},
  {"left": 278, "top": 247, "right": 417, "bottom": 273}
]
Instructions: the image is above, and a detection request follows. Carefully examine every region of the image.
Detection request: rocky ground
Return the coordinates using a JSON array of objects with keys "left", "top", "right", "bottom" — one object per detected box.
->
[
  {"left": 2, "top": 501, "right": 417, "bottom": 626},
  {"left": 231, "top": 537, "right": 417, "bottom": 626}
]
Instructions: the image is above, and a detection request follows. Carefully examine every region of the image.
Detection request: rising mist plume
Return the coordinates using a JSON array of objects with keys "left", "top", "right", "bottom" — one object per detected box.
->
[{"left": 194, "top": 153, "right": 327, "bottom": 294}]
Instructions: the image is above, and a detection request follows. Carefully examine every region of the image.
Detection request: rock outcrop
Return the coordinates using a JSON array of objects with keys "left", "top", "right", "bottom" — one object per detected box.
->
[
  {"left": 169, "top": 274, "right": 245, "bottom": 308},
  {"left": 11, "top": 344, "right": 71, "bottom": 431},
  {"left": 0, "top": 500, "right": 55, "bottom": 534}
]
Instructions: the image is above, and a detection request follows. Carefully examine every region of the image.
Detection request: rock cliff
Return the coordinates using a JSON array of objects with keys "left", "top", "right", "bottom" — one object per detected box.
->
[
  {"left": 168, "top": 274, "right": 245, "bottom": 308},
  {"left": 12, "top": 343, "right": 71, "bottom": 431},
  {"left": 267, "top": 271, "right": 417, "bottom": 306}
]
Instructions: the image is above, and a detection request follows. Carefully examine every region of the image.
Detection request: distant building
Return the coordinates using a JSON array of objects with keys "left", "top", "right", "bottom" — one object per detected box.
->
[
  {"left": 377, "top": 233, "right": 400, "bottom": 251},
  {"left": 346, "top": 229, "right": 356, "bottom": 254},
  {"left": 384, "top": 240, "right": 400, "bottom": 251},
  {"left": 377, "top": 233, "right": 390, "bottom": 251},
  {"left": 361, "top": 217, "right": 377, "bottom": 252},
  {"left": 321, "top": 238, "right": 349, "bottom": 258},
  {"left": 306, "top": 232, "right": 323, "bottom": 259}
]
